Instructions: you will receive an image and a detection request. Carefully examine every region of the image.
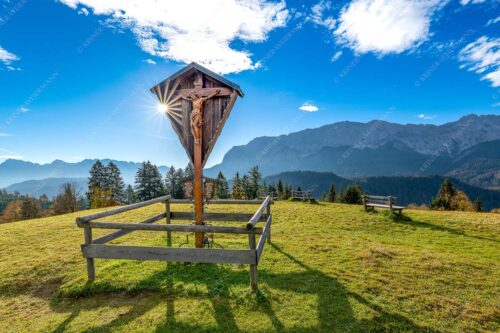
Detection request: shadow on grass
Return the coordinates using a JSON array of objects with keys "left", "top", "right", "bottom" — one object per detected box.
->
[{"left": 43, "top": 244, "right": 441, "bottom": 333}]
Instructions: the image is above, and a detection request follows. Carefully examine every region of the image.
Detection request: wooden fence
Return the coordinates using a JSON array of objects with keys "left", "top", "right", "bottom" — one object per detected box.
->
[
  {"left": 76, "top": 195, "right": 273, "bottom": 289},
  {"left": 292, "top": 190, "right": 312, "bottom": 200}
]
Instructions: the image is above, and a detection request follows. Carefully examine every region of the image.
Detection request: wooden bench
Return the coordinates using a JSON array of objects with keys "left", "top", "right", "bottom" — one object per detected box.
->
[
  {"left": 292, "top": 190, "right": 312, "bottom": 200},
  {"left": 362, "top": 195, "right": 405, "bottom": 214}
]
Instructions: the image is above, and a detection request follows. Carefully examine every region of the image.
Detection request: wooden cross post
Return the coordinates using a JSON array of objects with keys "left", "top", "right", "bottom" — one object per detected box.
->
[{"left": 177, "top": 74, "right": 233, "bottom": 248}]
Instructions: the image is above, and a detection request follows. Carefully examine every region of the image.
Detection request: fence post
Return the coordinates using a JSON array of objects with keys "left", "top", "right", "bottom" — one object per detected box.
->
[
  {"left": 84, "top": 227, "right": 95, "bottom": 281},
  {"left": 389, "top": 196, "right": 393, "bottom": 213},
  {"left": 248, "top": 231, "right": 258, "bottom": 289},
  {"left": 362, "top": 195, "right": 367, "bottom": 211},
  {"left": 266, "top": 201, "right": 272, "bottom": 243},
  {"left": 165, "top": 199, "right": 171, "bottom": 247}
]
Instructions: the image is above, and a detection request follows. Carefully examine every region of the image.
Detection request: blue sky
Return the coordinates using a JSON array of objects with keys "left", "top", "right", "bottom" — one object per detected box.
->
[{"left": 0, "top": 0, "right": 499, "bottom": 168}]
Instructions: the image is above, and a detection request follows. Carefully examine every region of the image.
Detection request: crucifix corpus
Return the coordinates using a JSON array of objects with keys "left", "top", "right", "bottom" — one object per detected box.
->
[{"left": 150, "top": 62, "right": 244, "bottom": 248}]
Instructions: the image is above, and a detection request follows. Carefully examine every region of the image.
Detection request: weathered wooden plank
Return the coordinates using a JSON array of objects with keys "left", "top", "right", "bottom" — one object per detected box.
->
[
  {"left": 170, "top": 212, "right": 255, "bottom": 222},
  {"left": 77, "top": 195, "right": 171, "bottom": 223},
  {"left": 79, "top": 221, "right": 262, "bottom": 235},
  {"left": 83, "top": 227, "right": 95, "bottom": 281},
  {"left": 256, "top": 215, "right": 272, "bottom": 263},
  {"left": 83, "top": 244, "right": 256, "bottom": 265},
  {"left": 246, "top": 196, "right": 271, "bottom": 230},
  {"left": 93, "top": 213, "right": 167, "bottom": 245},
  {"left": 248, "top": 231, "right": 258, "bottom": 289}
]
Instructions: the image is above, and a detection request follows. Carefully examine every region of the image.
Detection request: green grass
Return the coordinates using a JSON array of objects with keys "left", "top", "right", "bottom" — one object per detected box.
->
[{"left": 0, "top": 202, "right": 498, "bottom": 332}]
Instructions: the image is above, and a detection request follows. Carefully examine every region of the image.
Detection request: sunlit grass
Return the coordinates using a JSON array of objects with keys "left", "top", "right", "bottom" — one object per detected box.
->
[{"left": 0, "top": 202, "right": 498, "bottom": 332}]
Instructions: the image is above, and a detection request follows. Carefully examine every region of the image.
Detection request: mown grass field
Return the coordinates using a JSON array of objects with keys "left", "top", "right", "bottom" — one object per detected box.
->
[{"left": 0, "top": 201, "right": 498, "bottom": 332}]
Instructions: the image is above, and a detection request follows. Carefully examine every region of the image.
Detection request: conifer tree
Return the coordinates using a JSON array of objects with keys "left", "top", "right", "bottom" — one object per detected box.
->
[
  {"left": 474, "top": 198, "right": 483, "bottom": 212},
  {"left": 277, "top": 180, "right": 284, "bottom": 199},
  {"left": 231, "top": 172, "right": 245, "bottom": 199},
  {"left": 135, "top": 161, "right": 165, "bottom": 201},
  {"left": 125, "top": 185, "right": 136, "bottom": 204},
  {"left": 338, "top": 184, "right": 346, "bottom": 203},
  {"left": 248, "top": 166, "right": 262, "bottom": 199},
  {"left": 215, "top": 171, "right": 230, "bottom": 199},
  {"left": 20, "top": 197, "right": 41, "bottom": 220},
  {"left": 184, "top": 163, "right": 194, "bottom": 179},
  {"left": 325, "top": 183, "right": 336, "bottom": 202},
  {"left": 87, "top": 160, "right": 107, "bottom": 206},
  {"left": 106, "top": 161, "right": 125, "bottom": 204},
  {"left": 241, "top": 175, "right": 250, "bottom": 199}
]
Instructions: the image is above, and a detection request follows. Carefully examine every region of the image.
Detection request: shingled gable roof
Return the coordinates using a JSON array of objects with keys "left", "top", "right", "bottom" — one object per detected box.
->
[{"left": 150, "top": 62, "right": 244, "bottom": 97}]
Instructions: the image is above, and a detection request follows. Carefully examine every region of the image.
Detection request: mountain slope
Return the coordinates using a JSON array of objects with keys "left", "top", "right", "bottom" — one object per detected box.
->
[
  {"left": 206, "top": 115, "right": 500, "bottom": 185},
  {"left": 0, "top": 159, "right": 168, "bottom": 188},
  {"left": 6, "top": 177, "right": 87, "bottom": 198}
]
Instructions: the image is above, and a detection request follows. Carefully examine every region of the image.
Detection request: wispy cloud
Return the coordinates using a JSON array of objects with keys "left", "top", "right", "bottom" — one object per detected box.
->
[
  {"left": 334, "top": 0, "right": 447, "bottom": 55},
  {"left": 331, "top": 51, "right": 343, "bottom": 62},
  {"left": 143, "top": 59, "right": 156, "bottom": 65},
  {"left": 458, "top": 36, "right": 500, "bottom": 87},
  {"left": 0, "top": 45, "right": 19, "bottom": 67},
  {"left": 0, "top": 133, "right": 13, "bottom": 137},
  {"left": 57, "top": 0, "right": 289, "bottom": 74},
  {"left": 417, "top": 113, "right": 436, "bottom": 120},
  {"left": 19, "top": 107, "right": 29, "bottom": 113},
  {"left": 310, "top": 1, "right": 336, "bottom": 29},
  {"left": 299, "top": 102, "right": 319, "bottom": 112}
]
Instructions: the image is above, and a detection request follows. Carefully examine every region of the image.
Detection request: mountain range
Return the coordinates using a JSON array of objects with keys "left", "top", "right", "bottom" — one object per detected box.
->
[{"left": 206, "top": 114, "right": 500, "bottom": 190}]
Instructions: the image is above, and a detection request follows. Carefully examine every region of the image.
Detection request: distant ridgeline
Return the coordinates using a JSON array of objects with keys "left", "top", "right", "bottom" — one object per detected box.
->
[
  {"left": 206, "top": 114, "right": 500, "bottom": 191},
  {"left": 264, "top": 171, "right": 500, "bottom": 211}
]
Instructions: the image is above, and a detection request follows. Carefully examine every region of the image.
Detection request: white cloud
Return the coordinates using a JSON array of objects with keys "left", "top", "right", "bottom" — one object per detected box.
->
[
  {"left": 331, "top": 50, "right": 343, "bottom": 61},
  {"left": 0, "top": 45, "right": 19, "bottom": 65},
  {"left": 334, "top": 0, "right": 446, "bottom": 55},
  {"left": 58, "top": 0, "right": 289, "bottom": 74},
  {"left": 310, "top": 1, "right": 336, "bottom": 29},
  {"left": 78, "top": 7, "right": 89, "bottom": 15},
  {"left": 19, "top": 107, "right": 29, "bottom": 113},
  {"left": 459, "top": 36, "right": 500, "bottom": 87},
  {"left": 299, "top": 103, "right": 319, "bottom": 112},
  {"left": 143, "top": 59, "right": 156, "bottom": 65},
  {"left": 486, "top": 16, "right": 500, "bottom": 26},
  {"left": 417, "top": 113, "right": 436, "bottom": 120},
  {"left": 460, "top": 0, "right": 487, "bottom": 5}
]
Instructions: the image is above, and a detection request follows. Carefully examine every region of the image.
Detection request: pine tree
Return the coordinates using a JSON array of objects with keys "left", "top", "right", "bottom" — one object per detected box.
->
[
  {"left": 344, "top": 184, "right": 362, "bottom": 204},
  {"left": 165, "top": 166, "right": 177, "bottom": 198},
  {"left": 284, "top": 184, "right": 291, "bottom": 200},
  {"left": 20, "top": 197, "right": 41, "bottom": 220},
  {"left": 241, "top": 175, "right": 250, "bottom": 199},
  {"left": 125, "top": 185, "right": 136, "bottom": 204},
  {"left": 431, "top": 178, "right": 457, "bottom": 210},
  {"left": 325, "top": 183, "right": 336, "bottom": 202},
  {"left": 277, "top": 180, "right": 284, "bottom": 199},
  {"left": 87, "top": 160, "right": 108, "bottom": 207},
  {"left": 338, "top": 184, "right": 346, "bottom": 203},
  {"left": 184, "top": 163, "right": 194, "bottom": 179},
  {"left": 215, "top": 171, "right": 230, "bottom": 199},
  {"left": 231, "top": 172, "right": 245, "bottom": 199},
  {"left": 248, "top": 166, "right": 261, "bottom": 199},
  {"left": 106, "top": 161, "right": 125, "bottom": 204},
  {"left": 135, "top": 161, "right": 165, "bottom": 201},
  {"left": 174, "top": 168, "right": 185, "bottom": 199},
  {"left": 474, "top": 198, "right": 483, "bottom": 212}
]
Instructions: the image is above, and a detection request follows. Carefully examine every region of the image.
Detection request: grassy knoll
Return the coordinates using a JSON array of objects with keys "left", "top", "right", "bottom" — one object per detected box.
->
[{"left": 0, "top": 202, "right": 498, "bottom": 332}]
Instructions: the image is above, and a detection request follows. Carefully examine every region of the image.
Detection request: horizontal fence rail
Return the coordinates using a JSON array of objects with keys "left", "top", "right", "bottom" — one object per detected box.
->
[{"left": 76, "top": 195, "right": 273, "bottom": 289}]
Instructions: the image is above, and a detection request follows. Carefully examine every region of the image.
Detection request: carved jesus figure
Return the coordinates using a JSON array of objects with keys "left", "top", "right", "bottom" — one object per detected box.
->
[{"left": 184, "top": 89, "right": 220, "bottom": 144}]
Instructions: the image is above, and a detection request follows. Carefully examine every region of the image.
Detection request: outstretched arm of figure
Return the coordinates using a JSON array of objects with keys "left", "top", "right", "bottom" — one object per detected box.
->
[{"left": 200, "top": 89, "right": 220, "bottom": 102}]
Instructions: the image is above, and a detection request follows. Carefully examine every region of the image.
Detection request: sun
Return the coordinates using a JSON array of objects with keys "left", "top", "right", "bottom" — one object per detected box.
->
[{"left": 157, "top": 103, "right": 168, "bottom": 114}]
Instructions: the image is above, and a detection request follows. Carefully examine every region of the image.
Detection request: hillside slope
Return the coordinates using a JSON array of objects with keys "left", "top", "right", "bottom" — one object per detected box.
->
[{"left": 0, "top": 203, "right": 498, "bottom": 332}]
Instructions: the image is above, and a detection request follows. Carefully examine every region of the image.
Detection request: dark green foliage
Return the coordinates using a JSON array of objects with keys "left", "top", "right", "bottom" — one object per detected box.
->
[
  {"left": 134, "top": 161, "right": 165, "bottom": 201},
  {"left": 165, "top": 166, "right": 184, "bottom": 199},
  {"left": 431, "top": 178, "right": 457, "bottom": 210},
  {"left": 105, "top": 161, "right": 126, "bottom": 204},
  {"left": 215, "top": 171, "right": 229, "bottom": 199},
  {"left": 20, "top": 197, "right": 41, "bottom": 220},
  {"left": 338, "top": 184, "right": 346, "bottom": 203},
  {"left": 324, "top": 183, "right": 336, "bottom": 202},
  {"left": 124, "top": 185, "right": 136, "bottom": 204},
  {"left": 343, "top": 184, "right": 363, "bottom": 205},
  {"left": 474, "top": 198, "right": 483, "bottom": 212},
  {"left": 247, "top": 166, "right": 261, "bottom": 199}
]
